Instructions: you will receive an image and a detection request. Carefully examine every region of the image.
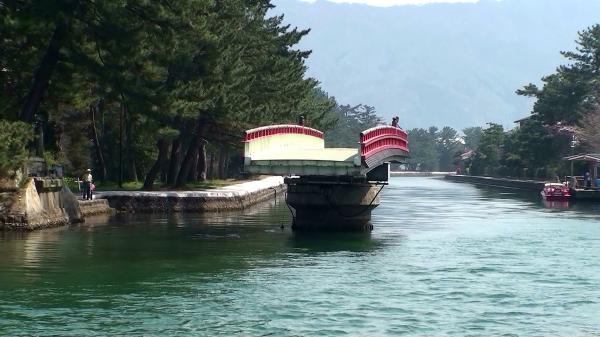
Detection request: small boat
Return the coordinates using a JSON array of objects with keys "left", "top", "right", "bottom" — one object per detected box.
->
[{"left": 540, "top": 183, "right": 571, "bottom": 201}]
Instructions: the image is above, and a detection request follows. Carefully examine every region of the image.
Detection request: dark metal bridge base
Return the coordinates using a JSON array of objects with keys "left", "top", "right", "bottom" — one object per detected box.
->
[{"left": 285, "top": 177, "right": 385, "bottom": 231}]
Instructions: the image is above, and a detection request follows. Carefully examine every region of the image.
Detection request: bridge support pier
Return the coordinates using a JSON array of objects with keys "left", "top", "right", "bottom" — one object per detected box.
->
[{"left": 285, "top": 177, "right": 384, "bottom": 231}]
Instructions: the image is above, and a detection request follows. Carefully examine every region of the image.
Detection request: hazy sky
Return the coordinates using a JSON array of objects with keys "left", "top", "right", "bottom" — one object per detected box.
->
[{"left": 299, "top": 0, "right": 480, "bottom": 6}]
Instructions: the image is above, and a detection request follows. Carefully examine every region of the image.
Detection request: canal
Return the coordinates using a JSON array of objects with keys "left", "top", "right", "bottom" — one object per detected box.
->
[{"left": 1, "top": 177, "right": 600, "bottom": 336}]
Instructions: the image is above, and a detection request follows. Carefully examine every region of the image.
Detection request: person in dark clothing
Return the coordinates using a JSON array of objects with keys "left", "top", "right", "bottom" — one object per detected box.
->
[
  {"left": 298, "top": 115, "right": 305, "bottom": 126},
  {"left": 585, "top": 171, "right": 592, "bottom": 189}
]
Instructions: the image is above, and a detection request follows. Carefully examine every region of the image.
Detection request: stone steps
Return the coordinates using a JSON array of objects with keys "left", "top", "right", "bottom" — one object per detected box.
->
[{"left": 78, "top": 199, "right": 114, "bottom": 217}]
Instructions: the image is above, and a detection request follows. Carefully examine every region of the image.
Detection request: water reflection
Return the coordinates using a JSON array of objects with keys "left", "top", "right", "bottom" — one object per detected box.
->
[
  {"left": 0, "top": 199, "right": 294, "bottom": 290},
  {"left": 568, "top": 201, "right": 600, "bottom": 215},
  {"left": 542, "top": 200, "right": 571, "bottom": 209},
  {"left": 288, "top": 231, "right": 381, "bottom": 254},
  {"left": 1, "top": 227, "right": 64, "bottom": 280},
  {"left": 471, "top": 183, "right": 600, "bottom": 216},
  {"left": 2, "top": 177, "right": 600, "bottom": 336}
]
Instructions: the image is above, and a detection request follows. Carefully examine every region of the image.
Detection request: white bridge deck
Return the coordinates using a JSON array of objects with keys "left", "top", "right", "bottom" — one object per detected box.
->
[
  {"left": 250, "top": 148, "right": 357, "bottom": 162},
  {"left": 243, "top": 124, "right": 409, "bottom": 177}
]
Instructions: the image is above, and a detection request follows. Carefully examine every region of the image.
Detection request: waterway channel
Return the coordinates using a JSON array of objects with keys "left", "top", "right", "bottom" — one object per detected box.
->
[{"left": 1, "top": 177, "right": 600, "bottom": 336}]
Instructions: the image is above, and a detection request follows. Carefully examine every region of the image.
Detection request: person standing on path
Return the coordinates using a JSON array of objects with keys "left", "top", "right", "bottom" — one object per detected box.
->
[
  {"left": 82, "top": 169, "right": 93, "bottom": 200},
  {"left": 585, "top": 171, "right": 592, "bottom": 189}
]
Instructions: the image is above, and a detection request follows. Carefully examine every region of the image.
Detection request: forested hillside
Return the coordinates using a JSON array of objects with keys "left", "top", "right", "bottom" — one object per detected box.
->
[
  {"left": 403, "top": 24, "right": 600, "bottom": 179},
  {"left": 274, "top": 0, "right": 600, "bottom": 128}
]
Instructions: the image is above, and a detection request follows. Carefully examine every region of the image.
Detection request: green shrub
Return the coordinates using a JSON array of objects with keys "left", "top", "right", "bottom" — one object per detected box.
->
[
  {"left": 0, "top": 120, "right": 33, "bottom": 177},
  {"left": 43, "top": 151, "right": 60, "bottom": 167},
  {"left": 63, "top": 176, "right": 80, "bottom": 192}
]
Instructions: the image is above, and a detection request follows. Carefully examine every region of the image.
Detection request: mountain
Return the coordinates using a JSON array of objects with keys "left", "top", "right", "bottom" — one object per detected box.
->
[{"left": 272, "top": 0, "right": 600, "bottom": 129}]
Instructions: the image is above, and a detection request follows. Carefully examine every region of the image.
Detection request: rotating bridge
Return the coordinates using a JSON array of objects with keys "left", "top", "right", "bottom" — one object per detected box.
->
[
  {"left": 243, "top": 123, "right": 410, "bottom": 231},
  {"left": 243, "top": 124, "right": 409, "bottom": 181}
]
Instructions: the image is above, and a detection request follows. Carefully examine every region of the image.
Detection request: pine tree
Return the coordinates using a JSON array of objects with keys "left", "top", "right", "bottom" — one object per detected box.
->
[{"left": 517, "top": 24, "right": 600, "bottom": 125}]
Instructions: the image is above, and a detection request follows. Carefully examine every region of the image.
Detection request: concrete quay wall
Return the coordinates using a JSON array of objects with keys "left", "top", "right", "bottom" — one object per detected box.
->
[
  {"left": 445, "top": 175, "right": 545, "bottom": 191},
  {"left": 97, "top": 176, "right": 286, "bottom": 213},
  {"left": 391, "top": 171, "right": 454, "bottom": 177},
  {"left": 1, "top": 178, "right": 83, "bottom": 231}
]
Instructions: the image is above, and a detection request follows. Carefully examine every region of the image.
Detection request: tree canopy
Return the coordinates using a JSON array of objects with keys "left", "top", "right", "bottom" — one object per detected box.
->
[
  {"left": 517, "top": 24, "right": 600, "bottom": 125},
  {"left": 325, "top": 103, "right": 382, "bottom": 148},
  {"left": 463, "top": 25, "right": 600, "bottom": 179},
  {"left": 405, "top": 126, "right": 462, "bottom": 172},
  {"left": 0, "top": 0, "right": 343, "bottom": 188}
]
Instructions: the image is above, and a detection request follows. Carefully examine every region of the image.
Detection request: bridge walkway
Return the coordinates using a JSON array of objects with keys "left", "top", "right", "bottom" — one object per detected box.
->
[{"left": 243, "top": 124, "right": 409, "bottom": 178}]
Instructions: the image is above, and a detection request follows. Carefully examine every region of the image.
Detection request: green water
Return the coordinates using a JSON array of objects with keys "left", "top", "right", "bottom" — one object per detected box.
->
[{"left": 1, "top": 177, "right": 600, "bottom": 336}]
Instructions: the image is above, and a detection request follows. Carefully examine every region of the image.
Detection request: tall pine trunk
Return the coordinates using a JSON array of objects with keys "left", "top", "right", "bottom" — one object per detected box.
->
[
  {"left": 187, "top": 147, "right": 199, "bottom": 182},
  {"left": 208, "top": 151, "right": 215, "bottom": 180},
  {"left": 197, "top": 140, "right": 207, "bottom": 181},
  {"left": 118, "top": 97, "right": 125, "bottom": 187},
  {"left": 19, "top": 22, "right": 67, "bottom": 122},
  {"left": 218, "top": 146, "right": 227, "bottom": 179},
  {"left": 175, "top": 118, "right": 206, "bottom": 188},
  {"left": 125, "top": 110, "right": 137, "bottom": 181},
  {"left": 175, "top": 139, "right": 198, "bottom": 187},
  {"left": 130, "top": 161, "right": 138, "bottom": 182},
  {"left": 143, "top": 139, "right": 170, "bottom": 190},
  {"left": 166, "top": 138, "right": 181, "bottom": 185},
  {"left": 90, "top": 102, "right": 107, "bottom": 181}
]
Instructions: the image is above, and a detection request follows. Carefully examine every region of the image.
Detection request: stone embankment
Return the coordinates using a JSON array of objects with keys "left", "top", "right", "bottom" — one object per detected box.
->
[
  {"left": 391, "top": 171, "right": 454, "bottom": 177},
  {"left": 1, "top": 177, "right": 115, "bottom": 231},
  {"left": 445, "top": 174, "right": 545, "bottom": 191},
  {"left": 1, "top": 178, "right": 82, "bottom": 230},
  {"left": 78, "top": 199, "right": 114, "bottom": 217},
  {"left": 2, "top": 176, "right": 284, "bottom": 230},
  {"left": 97, "top": 176, "right": 286, "bottom": 213}
]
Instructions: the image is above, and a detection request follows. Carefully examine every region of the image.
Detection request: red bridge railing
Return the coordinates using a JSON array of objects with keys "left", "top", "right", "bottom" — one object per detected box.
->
[
  {"left": 244, "top": 124, "right": 323, "bottom": 142},
  {"left": 360, "top": 126, "right": 409, "bottom": 161}
]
